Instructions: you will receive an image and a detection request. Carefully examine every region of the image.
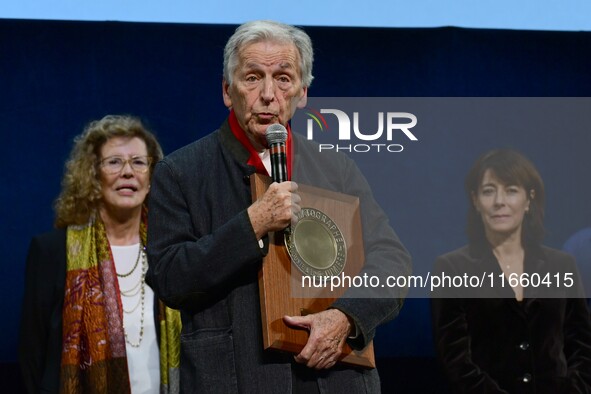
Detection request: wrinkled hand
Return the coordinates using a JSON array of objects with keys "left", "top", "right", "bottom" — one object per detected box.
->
[
  {"left": 248, "top": 181, "right": 300, "bottom": 239},
  {"left": 283, "top": 309, "right": 352, "bottom": 370}
]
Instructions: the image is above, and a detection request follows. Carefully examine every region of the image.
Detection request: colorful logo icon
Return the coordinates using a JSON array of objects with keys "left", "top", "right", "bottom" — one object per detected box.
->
[{"left": 304, "top": 107, "right": 329, "bottom": 131}]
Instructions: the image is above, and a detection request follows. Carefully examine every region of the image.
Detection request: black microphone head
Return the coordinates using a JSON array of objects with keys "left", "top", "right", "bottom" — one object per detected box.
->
[{"left": 265, "top": 124, "right": 288, "bottom": 145}]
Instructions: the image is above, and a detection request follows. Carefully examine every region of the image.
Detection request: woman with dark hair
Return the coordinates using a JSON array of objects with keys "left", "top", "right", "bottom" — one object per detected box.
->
[
  {"left": 18, "top": 115, "right": 180, "bottom": 394},
  {"left": 431, "top": 149, "right": 591, "bottom": 393}
]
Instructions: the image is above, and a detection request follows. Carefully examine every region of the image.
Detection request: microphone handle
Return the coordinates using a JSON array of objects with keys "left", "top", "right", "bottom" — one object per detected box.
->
[
  {"left": 269, "top": 141, "right": 291, "bottom": 234},
  {"left": 269, "top": 142, "right": 288, "bottom": 183}
]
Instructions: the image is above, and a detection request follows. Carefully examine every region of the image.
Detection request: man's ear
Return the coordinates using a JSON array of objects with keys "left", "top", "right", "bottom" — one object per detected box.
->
[
  {"left": 296, "top": 86, "right": 308, "bottom": 109},
  {"left": 222, "top": 79, "right": 232, "bottom": 109}
]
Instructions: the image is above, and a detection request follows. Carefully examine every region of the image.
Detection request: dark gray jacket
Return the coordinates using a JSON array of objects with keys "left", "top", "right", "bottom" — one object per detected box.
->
[{"left": 147, "top": 119, "right": 412, "bottom": 393}]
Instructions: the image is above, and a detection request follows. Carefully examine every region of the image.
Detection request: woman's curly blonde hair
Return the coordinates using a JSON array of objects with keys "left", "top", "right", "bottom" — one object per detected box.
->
[{"left": 54, "top": 115, "right": 163, "bottom": 228}]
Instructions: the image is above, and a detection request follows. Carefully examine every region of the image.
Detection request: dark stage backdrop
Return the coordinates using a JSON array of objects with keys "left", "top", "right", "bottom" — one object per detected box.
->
[{"left": 1, "top": 19, "right": 590, "bottom": 368}]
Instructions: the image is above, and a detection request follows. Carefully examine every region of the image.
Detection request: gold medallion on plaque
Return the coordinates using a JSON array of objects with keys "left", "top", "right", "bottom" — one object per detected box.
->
[{"left": 285, "top": 207, "right": 347, "bottom": 276}]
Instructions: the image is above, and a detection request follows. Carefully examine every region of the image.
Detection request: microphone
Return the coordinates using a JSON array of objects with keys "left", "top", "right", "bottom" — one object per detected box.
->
[{"left": 265, "top": 124, "right": 288, "bottom": 183}]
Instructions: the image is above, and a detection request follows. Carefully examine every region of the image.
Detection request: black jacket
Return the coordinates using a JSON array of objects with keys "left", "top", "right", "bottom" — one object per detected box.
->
[
  {"left": 19, "top": 229, "right": 67, "bottom": 394},
  {"left": 18, "top": 228, "right": 162, "bottom": 393},
  {"left": 431, "top": 244, "right": 591, "bottom": 393}
]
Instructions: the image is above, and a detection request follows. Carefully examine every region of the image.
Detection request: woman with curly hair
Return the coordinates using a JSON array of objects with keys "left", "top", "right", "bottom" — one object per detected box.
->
[{"left": 19, "top": 115, "right": 180, "bottom": 394}]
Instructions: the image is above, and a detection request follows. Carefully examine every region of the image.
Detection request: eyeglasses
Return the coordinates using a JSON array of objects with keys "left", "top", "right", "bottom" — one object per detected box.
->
[{"left": 99, "top": 156, "right": 153, "bottom": 174}]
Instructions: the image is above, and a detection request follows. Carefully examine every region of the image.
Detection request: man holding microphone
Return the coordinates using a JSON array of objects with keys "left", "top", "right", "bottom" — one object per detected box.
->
[{"left": 147, "top": 20, "right": 411, "bottom": 393}]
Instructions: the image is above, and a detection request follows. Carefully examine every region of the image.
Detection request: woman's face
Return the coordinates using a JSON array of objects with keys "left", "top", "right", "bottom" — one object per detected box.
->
[
  {"left": 472, "top": 169, "right": 532, "bottom": 240},
  {"left": 98, "top": 136, "right": 150, "bottom": 217}
]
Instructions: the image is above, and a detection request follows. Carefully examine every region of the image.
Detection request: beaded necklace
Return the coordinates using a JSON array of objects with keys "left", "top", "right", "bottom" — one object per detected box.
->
[{"left": 116, "top": 244, "right": 147, "bottom": 348}]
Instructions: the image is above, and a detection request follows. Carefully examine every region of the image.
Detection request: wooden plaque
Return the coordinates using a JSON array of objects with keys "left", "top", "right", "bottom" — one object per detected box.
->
[{"left": 250, "top": 173, "right": 375, "bottom": 368}]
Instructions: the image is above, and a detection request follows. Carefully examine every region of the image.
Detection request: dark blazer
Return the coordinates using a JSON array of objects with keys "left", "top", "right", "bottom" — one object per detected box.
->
[
  {"left": 146, "top": 119, "right": 412, "bottom": 393},
  {"left": 19, "top": 229, "right": 67, "bottom": 394},
  {"left": 18, "top": 228, "right": 162, "bottom": 394},
  {"left": 431, "top": 244, "right": 591, "bottom": 393}
]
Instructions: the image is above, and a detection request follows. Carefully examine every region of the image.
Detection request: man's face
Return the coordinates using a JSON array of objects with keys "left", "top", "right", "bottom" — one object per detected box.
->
[{"left": 223, "top": 40, "right": 308, "bottom": 151}]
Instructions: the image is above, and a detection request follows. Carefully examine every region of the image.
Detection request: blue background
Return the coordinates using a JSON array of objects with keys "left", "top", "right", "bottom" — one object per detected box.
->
[
  {"left": 1, "top": 17, "right": 591, "bottom": 392},
  {"left": 3, "top": 0, "right": 591, "bottom": 31}
]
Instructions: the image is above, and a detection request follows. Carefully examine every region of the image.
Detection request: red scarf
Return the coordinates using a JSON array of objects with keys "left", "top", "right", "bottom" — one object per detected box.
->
[{"left": 228, "top": 110, "right": 292, "bottom": 180}]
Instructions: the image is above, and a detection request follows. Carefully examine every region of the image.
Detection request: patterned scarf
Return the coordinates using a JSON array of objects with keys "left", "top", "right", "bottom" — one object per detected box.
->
[{"left": 60, "top": 211, "right": 181, "bottom": 394}]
